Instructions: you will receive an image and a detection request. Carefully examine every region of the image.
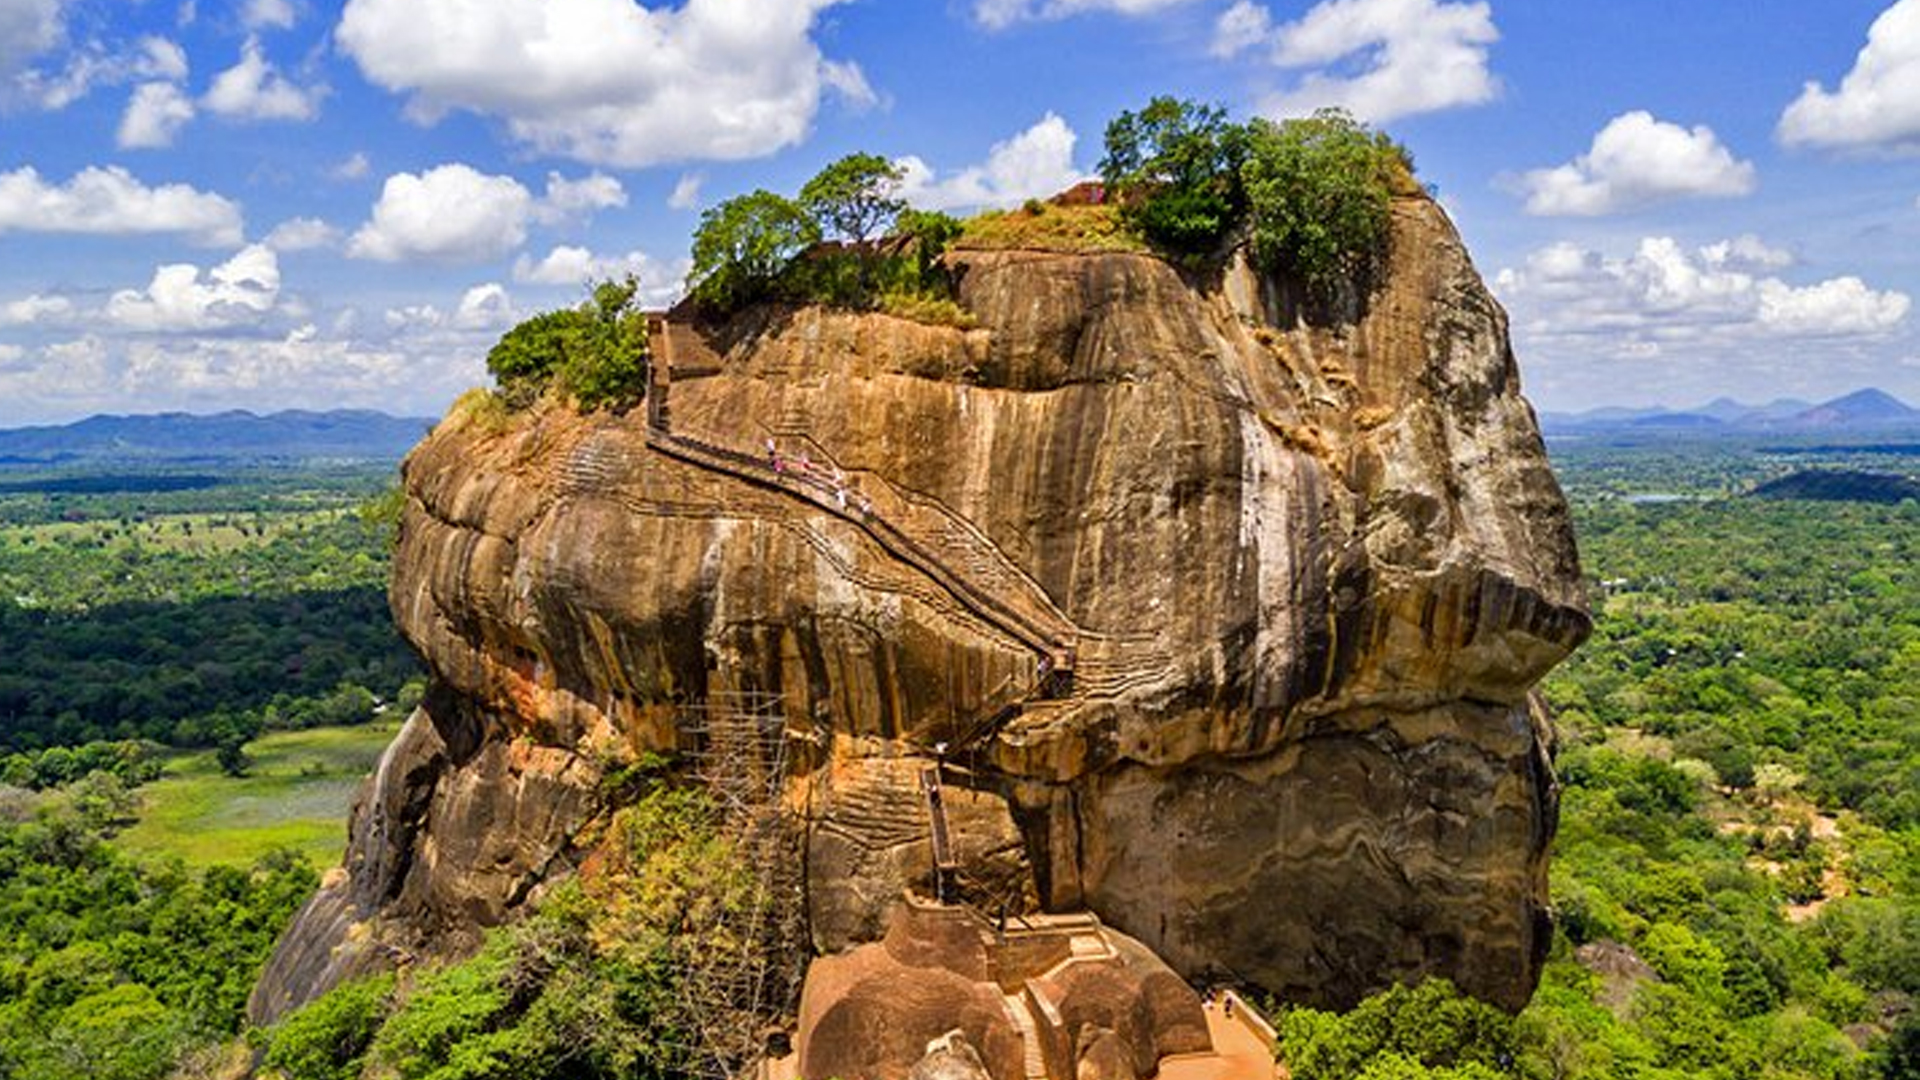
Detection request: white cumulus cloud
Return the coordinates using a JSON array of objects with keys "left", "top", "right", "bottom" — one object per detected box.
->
[
  {"left": 334, "top": 0, "right": 870, "bottom": 168},
  {"left": 11, "top": 30, "right": 191, "bottom": 110},
  {"left": 23, "top": 50, "right": 117, "bottom": 109},
  {"left": 241, "top": 0, "right": 295, "bottom": 30},
  {"left": 897, "top": 114, "right": 1087, "bottom": 211},
  {"left": 203, "top": 37, "right": 321, "bottom": 121},
  {"left": 0, "top": 0, "right": 65, "bottom": 80},
  {"left": 264, "top": 216, "right": 338, "bottom": 251},
  {"left": 137, "top": 36, "right": 188, "bottom": 81},
  {"left": 1493, "top": 237, "right": 1912, "bottom": 407},
  {"left": 1, "top": 293, "right": 74, "bottom": 327},
  {"left": 347, "top": 164, "right": 627, "bottom": 264},
  {"left": 1494, "top": 236, "right": 1910, "bottom": 350},
  {"left": 452, "top": 284, "right": 514, "bottom": 329},
  {"left": 1217, "top": 0, "right": 1499, "bottom": 123},
  {"left": 118, "top": 81, "right": 196, "bottom": 148},
  {"left": 330, "top": 152, "right": 370, "bottom": 180},
  {"left": 387, "top": 284, "right": 517, "bottom": 332},
  {"left": 1211, "top": 0, "right": 1273, "bottom": 57},
  {"left": 537, "top": 171, "right": 626, "bottom": 221},
  {"left": 0, "top": 325, "right": 491, "bottom": 425},
  {"left": 0, "top": 165, "right": 242, "bottom": 245},
  {"left": 105, "top": 244, "right": 283, "bottom": 332},
  {"left": 973, "top": 0, "right": 1197, "bottom": 29},
  {"left": 1778, "top": 0, "right": 1920, "bottom": 152},
  {"left": 1757, "top": 276, "right": 1911, "bottom": 335},
  {"left": 668, "top": 172, "right": 705, "bottom": 211},
  {"left": 348, "top": 164, "right": 533, "bottom": 263},
  {"left": 512, "top": 246, "right": 687, "bottom": 305},
  {"left": 514, "top": 245, "right": 639, "bottom": 286},
  {"left": 1700, "top": 234, "right": 1794, "bottom": 272},
  {"left": 1514, "top": 111, "right": 1757, "bottom": 216}
]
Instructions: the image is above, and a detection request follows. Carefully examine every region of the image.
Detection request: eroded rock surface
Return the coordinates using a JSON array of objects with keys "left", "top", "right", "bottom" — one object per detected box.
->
[
  {"left": 249, "top": 695, "right": 603, "bottom": 1024},
  {"left": 253, "top": 187, "right": 1587, "bottom": 1026}
]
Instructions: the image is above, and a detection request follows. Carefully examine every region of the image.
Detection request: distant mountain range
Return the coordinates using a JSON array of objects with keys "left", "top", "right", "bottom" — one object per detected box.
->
[
  {"left": 1541, "top": 388, "right": 1920, "bottom": 436},
  {"left": 0, "top": 409, "right": 436, "bottom": 464}
]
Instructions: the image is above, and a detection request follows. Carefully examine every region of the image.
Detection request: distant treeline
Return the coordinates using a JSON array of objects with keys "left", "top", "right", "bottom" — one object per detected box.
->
[
  {"left": 0, "top": 587, "right": 418, "bottom": 753},
  {"left": 1750, "top": 469, "right": 1920, "bottom": 504},
  {"left": 1762, "top": 443, "right": 1920, "bottom": 457},
  {"left": 0, "top": 466, "right": 389, "bottom": 526},
  {"left": 0, "top": 473, "right": 224, "bottom": 495}
]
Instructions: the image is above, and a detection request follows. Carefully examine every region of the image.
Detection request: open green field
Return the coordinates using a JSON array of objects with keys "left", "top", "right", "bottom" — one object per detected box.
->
[
  {"left": 115, "top": 721, "right": 400, "bottom": 869},
  {"left": 3, "top": 508, "right": 346, "bottom": 556}
]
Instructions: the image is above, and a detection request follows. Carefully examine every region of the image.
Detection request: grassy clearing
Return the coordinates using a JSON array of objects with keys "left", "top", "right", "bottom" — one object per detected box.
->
[
  {"left": 116, "top": 722, "right": 399, "bottom": 869},
  {"left": 955, "top": 201, "right": 1149, "bottom": 255},
  {"left": 878, "top": 288, "right": 979, "bottom": 328}
]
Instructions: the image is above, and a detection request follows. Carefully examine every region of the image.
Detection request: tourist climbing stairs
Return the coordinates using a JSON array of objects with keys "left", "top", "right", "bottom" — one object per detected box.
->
[
  {"left": 642, "top": 424, "right": 1072, "bottom": 663},
  {"left": 642, "top": 315, "right": 1080, "bottom": 678}
]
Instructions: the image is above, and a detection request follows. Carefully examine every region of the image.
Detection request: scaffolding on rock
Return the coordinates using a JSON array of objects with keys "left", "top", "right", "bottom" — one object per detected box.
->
[{"left": 672, "top": 687, "right": 810, "bottom": 1080}]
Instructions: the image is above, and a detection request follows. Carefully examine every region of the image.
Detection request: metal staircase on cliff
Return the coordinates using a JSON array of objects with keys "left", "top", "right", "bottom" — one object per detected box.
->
[
  {"left": 675, "top": 688, "right": 808, "bottom": 1080},
  {"left": 640, "top": 314, "right": 1079, "bottom": 681},
  {"left": 919, "top": 764, "right": 960, "bottom": 904},
  {"left": 631, "top": 314, "right": 1197, "bottom": 778}
]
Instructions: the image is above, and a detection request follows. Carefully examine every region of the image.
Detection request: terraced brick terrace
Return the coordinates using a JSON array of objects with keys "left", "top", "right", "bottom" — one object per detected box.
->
[{"left": 770, "top": 897, "right": 1284, "bottom": 1080}]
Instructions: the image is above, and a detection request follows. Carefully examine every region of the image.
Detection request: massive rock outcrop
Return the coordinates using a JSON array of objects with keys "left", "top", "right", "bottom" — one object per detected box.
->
[{"left": 252, "top": 187, "right": 1588, "bottom": 1034}]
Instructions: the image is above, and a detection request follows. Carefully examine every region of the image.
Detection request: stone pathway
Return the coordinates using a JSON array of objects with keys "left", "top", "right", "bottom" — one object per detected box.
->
[{"left": 1160, "top": 995, "right": 1287, "bottom": 1080}]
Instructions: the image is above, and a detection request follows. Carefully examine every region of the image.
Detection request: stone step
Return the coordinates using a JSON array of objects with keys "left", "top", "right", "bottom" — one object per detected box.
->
[
  {"left": 1002, "top": 992, "right": 1050, "bottom": 1080},
  {"left": 1068, "top": 932, "right": 1115, "bottom": 961}
]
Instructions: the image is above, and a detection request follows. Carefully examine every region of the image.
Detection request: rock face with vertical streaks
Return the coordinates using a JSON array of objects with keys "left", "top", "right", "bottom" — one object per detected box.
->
[{"left": 252, "top": 185, "right": 1587, "bottom": 1032}]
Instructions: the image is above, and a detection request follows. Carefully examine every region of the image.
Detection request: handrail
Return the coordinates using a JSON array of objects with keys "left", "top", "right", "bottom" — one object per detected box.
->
[
  {"left": 639, "top": 315, "right": 1095, "bottom": 752},
  {"left": 644, "top": 424, "right": 1073, "bottom": 664},
  {"left": 762, "top": 425, "right": 1074, "bottom": 634},
  {"left": 643, "top": 406, "right": 1075, "bottom": 649},
  {"left": 645, "top": 318, "right": 1076, "bottom": 655}
]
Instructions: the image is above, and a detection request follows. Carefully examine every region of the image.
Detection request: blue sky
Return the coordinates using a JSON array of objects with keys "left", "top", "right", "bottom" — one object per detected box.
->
[{"left": 2, "top": 0, "right": 1918, "bottom": 423}]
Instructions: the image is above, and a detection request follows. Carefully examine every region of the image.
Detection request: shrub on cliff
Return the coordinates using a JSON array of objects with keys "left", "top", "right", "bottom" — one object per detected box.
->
[
  {"left": 1242, "top": 108, "right": 1405, "bottom": 290},
  {"left": 486, "top": 310, "right": 581, "bottom": 395},
  {"left": 687, "top": 190, "right": 821, "bottom": 310},
  {"left": 896, "top": 208, "right": 964, "bottom": 277},
  {"left": 485, "top": 278, "right": 649, "bottom": 411},
  {"left": 268, "top": 783, "right": 778, "bottom": 1079},
  {"left": 800, "top": 153, "right": 907, "bottom": 245},
  {"left": 258, "top": 972, "right": 395, "bottom": 1080},
  {"left": 688, "top": 164, "right": 964, "bottom": 322},
  {"left": 1281, "top": 978, "right": 1517, "bottom": 1080},
  {"left": 1099, "top": 97, "right": 1406, "bottom": 290},
  {"left": 1877, "top": 1014, "right": 1920, "bottom": 1080},
  {"left": 1099, "top": 96, "right": 1250, "bottom": 255}
]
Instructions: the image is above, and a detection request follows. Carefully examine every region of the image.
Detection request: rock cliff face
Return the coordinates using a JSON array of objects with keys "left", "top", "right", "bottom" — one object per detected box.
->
[{"left": 253, "top": 188, "right": 1588, "bottom": 1030}]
